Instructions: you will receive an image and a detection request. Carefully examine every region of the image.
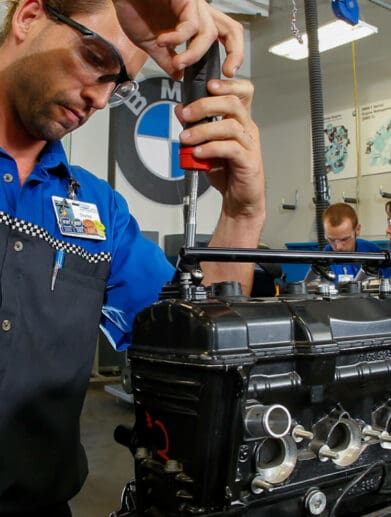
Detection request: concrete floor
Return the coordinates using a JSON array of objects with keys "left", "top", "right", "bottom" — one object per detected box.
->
[{"left": 69, "top": 382, "right": 135, "bottom": 517}]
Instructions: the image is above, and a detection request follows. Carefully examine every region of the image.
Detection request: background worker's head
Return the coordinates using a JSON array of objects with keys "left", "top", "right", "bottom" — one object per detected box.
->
[
  {"left": 323, "top": 203, "right": 361, "bottom": 252},
  {"left": 0, "top": 0, "right": 147, "bottom": 142}
]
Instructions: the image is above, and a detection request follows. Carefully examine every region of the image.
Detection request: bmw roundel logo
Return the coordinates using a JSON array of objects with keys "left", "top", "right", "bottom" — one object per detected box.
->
[{"left": 112, "top": 77, "right": 210, "bottom": 205}]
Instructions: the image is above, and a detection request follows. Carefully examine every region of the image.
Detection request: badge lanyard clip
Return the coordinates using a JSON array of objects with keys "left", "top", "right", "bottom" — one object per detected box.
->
[{"left": 68, "top": 178, "right": 80, "bottom": 200}]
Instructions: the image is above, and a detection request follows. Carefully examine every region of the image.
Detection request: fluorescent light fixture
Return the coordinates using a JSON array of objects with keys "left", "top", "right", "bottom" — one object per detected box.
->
[
  {"left": 269, "top": 19, "right": 378, "bottom": 60},
  {"left": 211, "top": 0, "right": 269, "bottom": 16}
]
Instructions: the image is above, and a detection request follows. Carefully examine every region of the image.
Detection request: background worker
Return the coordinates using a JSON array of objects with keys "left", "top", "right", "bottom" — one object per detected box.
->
[
  {"left": 0, "top": 0, "right": 264, "bottom": 515},
  {"left": 322, "top": 203, "right": 391, "bottom": 282}
]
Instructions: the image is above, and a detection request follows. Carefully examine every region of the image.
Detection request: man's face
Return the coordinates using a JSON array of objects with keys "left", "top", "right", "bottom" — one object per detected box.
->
[
  {"left": 324, "top": 217, "right": 358, "bottom": 252},
  {"left": 7, "top": 2, "right": 147, "bottom": 142}
]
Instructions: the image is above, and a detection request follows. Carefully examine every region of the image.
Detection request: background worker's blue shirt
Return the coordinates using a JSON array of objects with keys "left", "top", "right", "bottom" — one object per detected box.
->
[
  {"left": 324, "top": 238, "right": 391, "bottom": 281},
  {"left": 0, "top": 140, "right": 175, "bottom": 350}
]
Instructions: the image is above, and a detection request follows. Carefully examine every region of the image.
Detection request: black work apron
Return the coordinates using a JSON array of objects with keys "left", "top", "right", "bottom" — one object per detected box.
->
[{"left": 0, "top": 219, "right": 110, "bottom": 513}]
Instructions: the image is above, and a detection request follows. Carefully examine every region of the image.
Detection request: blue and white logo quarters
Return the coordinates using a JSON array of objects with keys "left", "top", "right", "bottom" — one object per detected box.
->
[{"left": 113, "top": 77, "right": 210, "bottom": 205}]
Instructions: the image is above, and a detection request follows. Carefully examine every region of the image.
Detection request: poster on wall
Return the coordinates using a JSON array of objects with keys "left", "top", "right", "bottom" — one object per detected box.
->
[
  {"left": 360, "top": 98, "right": 391, "bottom": 176},
  {"left": 323, "top": 108, "right": 357, "bottom": 181}
]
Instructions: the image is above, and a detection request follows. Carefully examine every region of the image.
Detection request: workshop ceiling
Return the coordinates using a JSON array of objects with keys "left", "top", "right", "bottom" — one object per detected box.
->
[{"left": 211, "top": 0, "right": 270, "bottom": 16}]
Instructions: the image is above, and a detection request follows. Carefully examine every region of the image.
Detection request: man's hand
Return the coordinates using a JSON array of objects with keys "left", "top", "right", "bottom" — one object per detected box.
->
[
  {"left": 176, "top": 79, "right": 265, "bottom": 293},
  {"left": 176, "top": 79, "right": 264, "bottom": 224},
  {"left": 113, "top": 0, "right": 244, "bottom": 79}
]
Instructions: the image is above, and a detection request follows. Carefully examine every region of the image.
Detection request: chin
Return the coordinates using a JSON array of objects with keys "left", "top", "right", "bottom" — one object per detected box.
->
[{"left": 41, "top": 121, "right": 73, "bottom": 142}]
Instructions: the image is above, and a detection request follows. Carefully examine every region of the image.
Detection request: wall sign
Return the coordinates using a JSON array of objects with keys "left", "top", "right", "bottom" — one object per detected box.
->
[
  {"left": 110, "top": 77, "right": 210, "bottom": 205},
  {"left": 360, "top": 98, "right": 391, "bottom": 176},
  {"left": 323, "top": 108, "right": 357, "bottom": 180}
]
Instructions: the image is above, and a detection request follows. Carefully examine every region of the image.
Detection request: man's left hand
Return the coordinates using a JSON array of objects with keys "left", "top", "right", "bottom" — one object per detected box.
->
[{"left": 113, "top": 0, "right": 244, "bottom": 79}]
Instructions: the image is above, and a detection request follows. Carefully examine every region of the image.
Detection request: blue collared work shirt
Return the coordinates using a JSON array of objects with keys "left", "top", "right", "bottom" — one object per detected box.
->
[{"left": 0, "top": 140, "right": 174, "bottom": 350}]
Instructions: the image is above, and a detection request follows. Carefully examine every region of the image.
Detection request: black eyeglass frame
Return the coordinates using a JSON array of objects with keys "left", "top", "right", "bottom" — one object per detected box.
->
[{"left": 44, "top": 4, "right": 135, "bottom": 98}]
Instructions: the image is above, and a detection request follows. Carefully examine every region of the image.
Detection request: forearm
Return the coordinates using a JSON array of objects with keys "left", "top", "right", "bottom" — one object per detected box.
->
[{"left": 202, "top": 208, "right": 265, "bottom": 295}]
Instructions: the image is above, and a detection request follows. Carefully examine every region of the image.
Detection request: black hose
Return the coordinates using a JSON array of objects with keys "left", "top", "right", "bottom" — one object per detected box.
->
[{"left": 304, "top": 0, "right": 330, "bottom": 248}]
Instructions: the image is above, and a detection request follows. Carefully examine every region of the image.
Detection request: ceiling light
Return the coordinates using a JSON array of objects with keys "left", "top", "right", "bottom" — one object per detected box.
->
[
  {"left": 211, "top": 0, "right": 269, "bottom": 16},
  {"left": 269, "top": 19, "right": 378, "bottom": 60}
]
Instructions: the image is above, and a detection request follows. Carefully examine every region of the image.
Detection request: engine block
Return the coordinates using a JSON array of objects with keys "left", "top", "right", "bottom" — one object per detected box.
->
[{"left": 118, "top": 282, "right": 391, "bottom": 516}]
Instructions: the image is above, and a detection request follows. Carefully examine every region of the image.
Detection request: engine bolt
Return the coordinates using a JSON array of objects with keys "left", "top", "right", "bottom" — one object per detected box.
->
[
  {"left": 135, "top": 447, "right": 148, "bottom": 460},
  {"left": 292, "top": 425, "right": 314, "bottom": 442},
  {"left": 305, "top": 489, "right": 327, "bottom": 515},
  {"left": 165, "top": 459, "right": 182, "bottom": 473},
  {"left": 362, "top": 426, "right": 381, "bottom": 439},
  {"left": 251, "top": 477, "right": 274, "bottom": 494},
  {"left": 380, "top": 432, "right": 391, "bottom": 443},
  {"left": 319, "top": 446, "right": 339, "bottom": 461}
]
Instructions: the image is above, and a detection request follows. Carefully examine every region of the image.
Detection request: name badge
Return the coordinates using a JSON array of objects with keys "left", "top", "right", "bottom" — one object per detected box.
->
[{"left": 52, "top": 196, "right": 106, "bottom": 240}]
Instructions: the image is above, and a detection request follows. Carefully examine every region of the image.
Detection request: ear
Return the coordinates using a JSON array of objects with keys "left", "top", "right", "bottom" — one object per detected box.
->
[
  {"left": 355, "top": 223, "right": 361, "bottom": 236},
  {"left": 13, "top": 0, "right": 45, "bottom": 42}
]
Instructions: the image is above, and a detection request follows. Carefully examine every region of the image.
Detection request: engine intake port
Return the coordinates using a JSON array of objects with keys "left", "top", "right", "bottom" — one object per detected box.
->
[
  {"left": 254, "top": 436, "right": 297, "bottom": 484},
  {"left": 312, "top": 408, "right": 363, "bottom": 467},
  {"left": 328, "top": 422, "right": 350, "bottom": 450}
]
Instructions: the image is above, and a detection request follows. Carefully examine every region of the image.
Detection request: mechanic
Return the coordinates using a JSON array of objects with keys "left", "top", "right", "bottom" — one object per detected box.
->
[
  {"left": 0, "top": 0, "right": 265, "bottom": 515},
  {"left": 323, "top": 202, "right": 390, "bottom": 282}
]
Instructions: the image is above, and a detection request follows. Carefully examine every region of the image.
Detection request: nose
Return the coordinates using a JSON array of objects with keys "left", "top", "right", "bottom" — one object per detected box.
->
[
  {"left": 334, "top": 241, "right": 344, "bottom": 251},
  {"left": 81, "top": 82, "right": 114, "bottom": 110}
]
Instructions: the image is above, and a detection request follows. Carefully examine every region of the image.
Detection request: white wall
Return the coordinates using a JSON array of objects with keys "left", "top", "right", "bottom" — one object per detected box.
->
[
  {"left": 68, "top": 108, "right": 110, "bottom": 181},
  {"left": 251, "top": 0, "right": 391, "bottom": 248}
]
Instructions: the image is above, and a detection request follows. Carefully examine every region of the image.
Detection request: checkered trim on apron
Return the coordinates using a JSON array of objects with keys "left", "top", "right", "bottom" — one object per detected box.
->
[{"left": 0, "top": 211, "right": 111, "bottom": 264}]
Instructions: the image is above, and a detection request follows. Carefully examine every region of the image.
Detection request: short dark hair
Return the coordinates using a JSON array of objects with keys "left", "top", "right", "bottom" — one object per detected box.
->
[
  {"left": 386, "top": 201, "right": 391, "bottom": 216},
  {"left": 0, "top": 0, "right": 110, "bottom": 45},
  {"left": 322, "top": 203, "right": 359, "bottom": 229}
]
